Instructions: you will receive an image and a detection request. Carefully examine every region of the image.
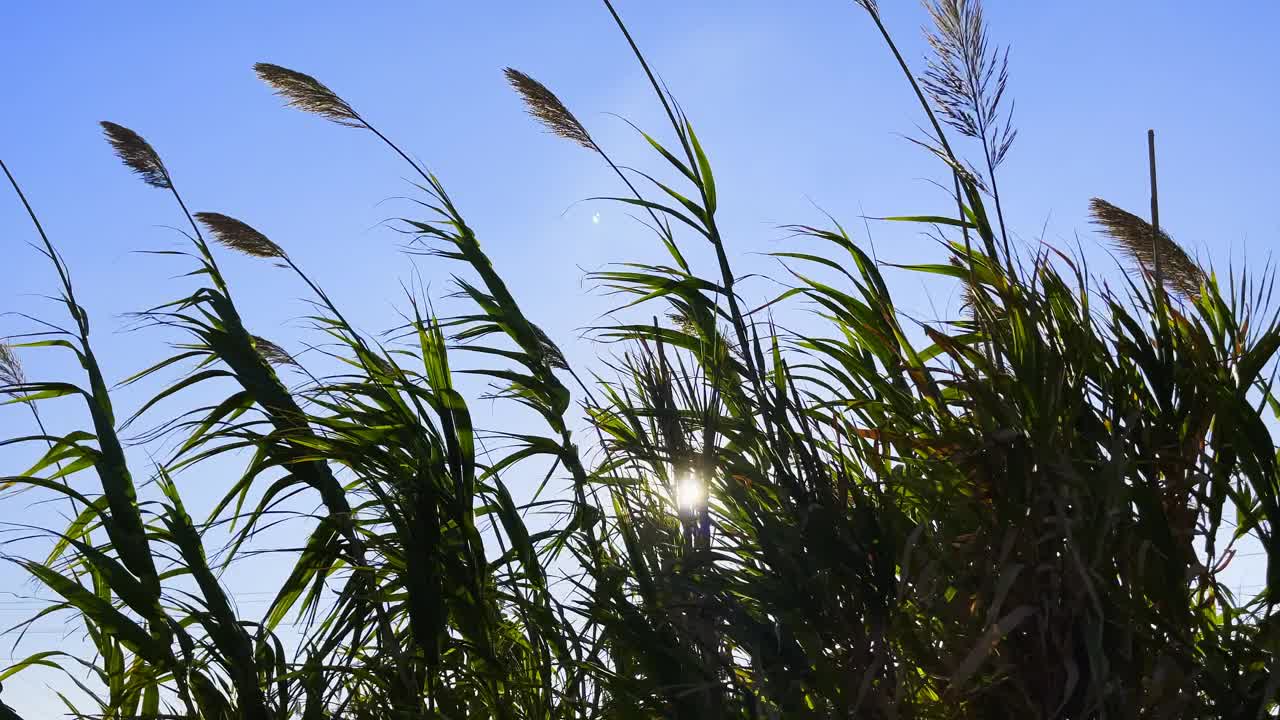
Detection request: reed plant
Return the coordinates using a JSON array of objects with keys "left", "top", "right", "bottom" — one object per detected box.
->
[{"left": 1, "top": 1, "right": 1276, "bottom": 718}]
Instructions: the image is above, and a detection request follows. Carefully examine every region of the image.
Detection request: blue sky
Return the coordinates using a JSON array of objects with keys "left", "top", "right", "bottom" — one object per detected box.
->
[{"left": 1, "top": 1, "right": 1277, "bottom": 714}]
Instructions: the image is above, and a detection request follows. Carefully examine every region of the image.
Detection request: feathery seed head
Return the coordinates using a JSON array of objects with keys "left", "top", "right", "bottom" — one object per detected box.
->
[
  {"left": 921, "top": 0, "right": 1016, "bottom": 169},
  {"left": 252, "top": 336, "right": 299, "bottom": 368},
  {"left": 530, "top": 324, "right": 570, "bottom": 370},
  {"left": 0, "top": 343, "right": 24, "bottom": 387},
  {"left": 667, "top": 311, "right": 698, "bottom": 336},
  {"left": 1090, "top": 198, "right": 1205, "bottom": 300},
  {"left": 101, "top": 122, "right": 172, "bottom": 189},
  {"left": 503, "top": 68, "right": 596, "bottom": 150},
  {"left": 254, "top": 63, "right": 363, "bottom": 127},
  {"left": 195, "top": 212, "right": 287, "bottom": 259}
]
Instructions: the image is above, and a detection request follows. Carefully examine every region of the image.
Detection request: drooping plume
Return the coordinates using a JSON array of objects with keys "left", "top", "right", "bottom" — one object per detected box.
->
[
  {"left": 195, "top": 212, "right": 287, "bottom": 259},
  {"left": 1090, "top": 198, "right": 1205, "bottom": 300},
  {"left": 0, "top": 343, "right": 24, "bottom": 387},
  {"left": 503, "top": 68, "right": 596, "bottom": 150},
  {"left": 100, "top": 122, "right": 173, "bottom": 189},
  {"left": 254, "top": 63, "right": 363, "bottom": 127},
  {"left": 252, "top": 335, "right": 299, "bottom": 367},
  {"left": 531, "top": 323, "right": 570, "bottom": 370}
]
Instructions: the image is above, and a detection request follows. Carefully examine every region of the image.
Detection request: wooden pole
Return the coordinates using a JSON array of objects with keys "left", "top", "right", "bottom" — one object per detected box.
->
[{"left": 1148, "top": 129, "right": 1162, "bottom": 296}]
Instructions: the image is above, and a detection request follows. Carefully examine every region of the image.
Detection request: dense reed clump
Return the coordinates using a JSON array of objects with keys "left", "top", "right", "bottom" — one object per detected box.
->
[{"left": 0, "top": 2, "right": 1276, "bottom": 719}]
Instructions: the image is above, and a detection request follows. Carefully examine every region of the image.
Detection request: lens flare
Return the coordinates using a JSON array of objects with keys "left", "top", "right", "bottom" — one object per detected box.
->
[{"left": 675, "top": 473, "right": 705, "bottom": 514}]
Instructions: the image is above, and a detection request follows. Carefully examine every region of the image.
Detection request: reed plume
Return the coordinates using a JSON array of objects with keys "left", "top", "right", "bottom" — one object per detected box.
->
[
  {"left": 920, "top": 0, "right": 1016, "bottom": 170},
  {"left": 503, "top": 68, "right": 596, "bottom": 150},
  {"left": 252, "top": 335, "right": 298, "bottom": 367},
  {"left": 0, "top": 343, "right": 23, "bottom": 387},
  {"left": 1090, "top": 197, "right": 1205, "bottom": 300},
  {"left": 100, "top": 121, "right": 172, "bottom": 189},
  {"left": 195, "top": 212, "right": 287, "bottom": 259},
  {"left": 254, "top": 63, "right": 363, "bottom": 127}
]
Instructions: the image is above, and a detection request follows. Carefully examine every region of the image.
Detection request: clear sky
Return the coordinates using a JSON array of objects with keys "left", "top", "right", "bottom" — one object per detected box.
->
[{"left": 1, "top": 1, "right": 1277, "bottom": 715}]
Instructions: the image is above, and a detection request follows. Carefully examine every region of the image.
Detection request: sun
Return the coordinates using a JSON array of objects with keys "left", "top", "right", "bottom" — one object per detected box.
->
[{"left": 674, "top": 472, "right": 705, "bottom": 514}]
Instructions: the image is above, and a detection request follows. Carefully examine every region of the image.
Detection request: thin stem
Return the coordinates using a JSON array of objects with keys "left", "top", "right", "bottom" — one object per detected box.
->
[
  {"left": 600, "top": 0, "right": 762, "bottom": 395},
  {"left": 960, "top": 50, "right": 1012, "bottom": 270},
  {"left": 984, "top": 150, "right": 1013, "bottom": 274},
  {"left": 601, "top": 0, "right": 694, "bottom": 166},
  {"left": 858, "top": 4, "right": 999, "bottom": 265},
  {"left": 862, "top": 7, "right": 958, "bottom": 164},
  {"left": 168, "top": 185, "right": 230, "bottom": 298},
  {"left": 366, "top": 122, "right": 434, "bottom": 187},
  {"left": 0, "top": 159, "right": 81, "bottom": 326},
  {"left": 1, "top": 160, "right": 84, "bottom": 515}
]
